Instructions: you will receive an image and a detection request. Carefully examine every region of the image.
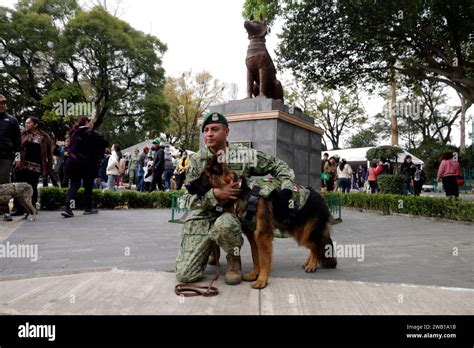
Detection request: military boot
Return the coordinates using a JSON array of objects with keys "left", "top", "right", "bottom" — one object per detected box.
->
[
  {"left": 225, "top": 252, "right": 242, "bottom": 285},
  {"left": 208, "top": 242, "right": 220, "bottom": 265}
]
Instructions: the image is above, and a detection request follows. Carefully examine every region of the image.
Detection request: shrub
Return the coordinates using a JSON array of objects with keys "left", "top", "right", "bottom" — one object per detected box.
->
[
  {"left": 377, "top": 174, "right": 407, "bottom": 194},
  {"left": 40, "top": 187, "right": 174, "bottom": 210},
  {"left": 325, "top": 192, "right": 474, "bottom": 222}
]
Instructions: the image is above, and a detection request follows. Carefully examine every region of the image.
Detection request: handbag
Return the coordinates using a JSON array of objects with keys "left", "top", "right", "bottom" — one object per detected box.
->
[{"left": 456, "top": 165, "right": 464, "bottom": 186}]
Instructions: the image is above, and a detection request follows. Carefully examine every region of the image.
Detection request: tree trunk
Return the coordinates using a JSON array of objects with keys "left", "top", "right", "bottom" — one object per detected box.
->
[
  {"left": 457, "top": 92, "right": 472, "bottom": 156},
  {"left": 389, "top": 65, "right": 398, "bottom": 146}
]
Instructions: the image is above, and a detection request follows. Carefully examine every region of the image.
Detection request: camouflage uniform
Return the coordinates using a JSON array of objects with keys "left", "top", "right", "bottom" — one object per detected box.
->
[{"left": 175, "top": 144, "right": 296, "bottom": 283}]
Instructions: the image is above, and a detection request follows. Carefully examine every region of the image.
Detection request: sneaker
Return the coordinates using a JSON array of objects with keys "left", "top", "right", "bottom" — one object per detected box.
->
[
  {"left": 61, "top": 208, "right": 74, "bottom": 218},
  {"left": 2, "top": 214, "right": 12, "bottom": 221},
  {"left": 83, "top": 208, "right": 99, "bottom": 215}
]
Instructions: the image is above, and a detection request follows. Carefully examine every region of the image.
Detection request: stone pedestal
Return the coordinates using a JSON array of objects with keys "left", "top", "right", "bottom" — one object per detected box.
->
[{"left": 200, "top": 98, "right": 324, "bottom": 189}]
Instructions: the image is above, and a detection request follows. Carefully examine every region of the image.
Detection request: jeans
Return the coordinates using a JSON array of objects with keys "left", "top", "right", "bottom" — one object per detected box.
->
[
  {"left": 442, "top": 176, "right": 459, "bottom": 197},
  {"left": 150, "top": 168, "right": 164, "bottom": 191},
  {"left": 107, "top": 175, "right": 117, "bottom": 191},
  {"left": 0, "top": 158, "right": 12, "bottom": 214},
  {"left": 65, "top": 175, "right": 95, "bottom": 211},
  {"left": 339, "top": 178, "right": 351, "bottom": 193},
  {"left": 163, "top": 169, "right": 174, "bottom": 190},
  {"left": 136, "top": 175, "right": 144, "bottom": 191}
]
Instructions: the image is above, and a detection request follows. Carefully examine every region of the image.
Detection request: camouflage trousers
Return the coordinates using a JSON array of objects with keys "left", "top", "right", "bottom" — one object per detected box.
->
[{"left": 175, "top": 212, "right": 243, "bottom": 283}]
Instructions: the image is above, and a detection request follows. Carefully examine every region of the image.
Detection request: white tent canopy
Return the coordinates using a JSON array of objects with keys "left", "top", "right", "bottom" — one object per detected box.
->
[
  {"left": 122, "top": 139, "right": 195, "bottom": 158},
  {"left": 322, "top": 146, "right": 424, "bottom": 165}
]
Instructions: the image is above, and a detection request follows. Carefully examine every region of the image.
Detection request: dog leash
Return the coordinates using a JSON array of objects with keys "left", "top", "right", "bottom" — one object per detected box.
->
[{"left": 174, "top": 256, "right": 220, "bottom": 297}]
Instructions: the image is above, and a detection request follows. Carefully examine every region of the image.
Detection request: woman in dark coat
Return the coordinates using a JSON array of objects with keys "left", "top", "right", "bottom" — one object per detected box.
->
[
  {"left": 61, "top": 116, "right": 109, "bottom": 217},
  {"left": 12, "top": 117, "right": 53, "bottom": 216}
]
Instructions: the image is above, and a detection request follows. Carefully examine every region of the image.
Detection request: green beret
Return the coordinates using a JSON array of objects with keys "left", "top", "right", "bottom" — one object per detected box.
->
[
  {"left": 152, "top": 138, "right": 161, "bottom": 144},
  {"left": 201, "top": 112, "right": 228, "bottom": 132}
]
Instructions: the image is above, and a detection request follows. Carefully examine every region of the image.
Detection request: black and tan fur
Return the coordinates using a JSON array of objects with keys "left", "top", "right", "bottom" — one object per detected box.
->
[
  {"left": 0, "top": 183, "right": 36, "bottom": 221},
  {"left": 186, "top": 158, "right": 337, "bottom": 289}
]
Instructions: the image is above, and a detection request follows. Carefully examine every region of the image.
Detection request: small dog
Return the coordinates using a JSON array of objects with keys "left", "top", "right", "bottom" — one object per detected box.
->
[
  {"left": 0, "top": 183, "right": 36, "bottom": 221},
  {"left": 186, "top": 158, "right": 337, "bottom": 289}
]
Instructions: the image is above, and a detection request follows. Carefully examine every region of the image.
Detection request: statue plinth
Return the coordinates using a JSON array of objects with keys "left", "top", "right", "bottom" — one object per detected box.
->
[{"left": 200, "top": 98, "right": 324, "bottom": 189}]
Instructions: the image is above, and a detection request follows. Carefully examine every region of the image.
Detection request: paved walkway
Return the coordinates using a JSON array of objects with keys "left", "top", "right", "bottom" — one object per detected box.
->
[{"left": 0, "top": 208, "right": 473, "bottom": 314}]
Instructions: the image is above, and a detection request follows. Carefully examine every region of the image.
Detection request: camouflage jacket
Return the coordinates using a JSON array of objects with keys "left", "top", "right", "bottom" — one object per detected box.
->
[{"left": 181, "top": 144, "right": 296, "bottom": 221}]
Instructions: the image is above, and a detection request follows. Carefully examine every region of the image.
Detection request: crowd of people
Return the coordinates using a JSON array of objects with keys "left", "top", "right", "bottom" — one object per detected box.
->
[
  {"left": 321, "top": 152, "right": 431, "bottom": 196},
  {"left": 0, "top": 94, "right": 191, "bottom": 221},
  {"left": 0, "top": 92, "right": 467, "bottom": 221}
]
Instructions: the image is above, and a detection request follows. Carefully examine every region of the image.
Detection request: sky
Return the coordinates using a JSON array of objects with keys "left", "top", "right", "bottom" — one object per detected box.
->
[{"left": 1, "top": 0, "right": 471, "bottom": 148}]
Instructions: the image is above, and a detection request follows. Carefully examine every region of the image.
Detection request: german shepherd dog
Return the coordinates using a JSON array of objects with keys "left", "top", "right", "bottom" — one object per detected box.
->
[
  {"left": 186, "top": 158, "right": 337, "bottom": 289},
  {"left": 0, "top": 183, "right": 37, "bottom": 221}
]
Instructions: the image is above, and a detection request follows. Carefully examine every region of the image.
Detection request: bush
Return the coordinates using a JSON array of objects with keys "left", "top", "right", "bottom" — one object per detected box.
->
[
  {"left": 377, "top": 174, "right": 407, "bottom": 194},
  {"left": 40, "top": 187, "right": 174, "bottom": 210},
  {"left": 325, "top": 192, "right": 474, "bottom": 222}
]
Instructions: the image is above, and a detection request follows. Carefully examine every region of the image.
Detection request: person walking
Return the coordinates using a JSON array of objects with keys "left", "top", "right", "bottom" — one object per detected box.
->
[
  {"left": 367, "top": 161, "right": 382, "bottom": 194},
  {"left": 413, "top": 164, "right": 426, "bottom": 196},
  {"left": 336, "top": 158, "right": 353, "bottom": 193},
  {"left": 400, "top": 155, "right": 416, "bottom": 195},
  {"left": 136, "top": 146, "right": 149, "bottom": 191},
  {"left": 174, "top": 150, "right": 189, "bottom": 190},
  {"left": 323, "top": 156, "right": 337, "bottom": 192},
  {"left": 106, "top": 144, "right": 121, "bottom": 191},
  {"left": 12, "top": 117, "right": 53, "bottom": 217},
  {"left": 436, "top": 152, "right": 462, "bottom": 198},
  {"left": 0, "top": 95, "right": 21, "bottom": 221},
  {"left": 163, "top": 144, "right": 175, "bottom": 191},
  {"left": 149, "top": 138, "right": 165, "bottom": 191},
  {"left": 61, "top": 116, "right": 109, "bottom": 217}
]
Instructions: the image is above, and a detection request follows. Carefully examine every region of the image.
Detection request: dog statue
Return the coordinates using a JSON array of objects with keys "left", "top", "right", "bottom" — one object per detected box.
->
[
  {"left": 244, "top": 15, "right": 284, "bottom": 102},
  {"left": 0, "top": 183, "right": 36, "bottom": 221}
]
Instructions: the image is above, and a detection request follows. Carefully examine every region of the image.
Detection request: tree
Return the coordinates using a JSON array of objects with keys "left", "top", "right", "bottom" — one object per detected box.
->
[
  {"left": 346, "top": 129, "right": 378, "bottom": 148},
  {"left": 286, "top": 82, "right": 366, "bottom": 150},
  {"left": 0, "top": 0, "right": 169, "bottom": 141},
  {"left": 243, "top": 1, "right": 474, "bottom": 103},
  {"left": 0, "top": 2, "right": 60, "bottom": 120},
  {"left": 164, "top": 71, "right": 226, "bottom": 151},
  {"left": 372, "top": 80, "right": 460, "bottom": 149}
]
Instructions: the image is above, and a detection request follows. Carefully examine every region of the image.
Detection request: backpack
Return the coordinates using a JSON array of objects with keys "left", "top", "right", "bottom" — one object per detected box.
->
[{"left": 414, "top": 169, "right": 421, "bottom": 181}]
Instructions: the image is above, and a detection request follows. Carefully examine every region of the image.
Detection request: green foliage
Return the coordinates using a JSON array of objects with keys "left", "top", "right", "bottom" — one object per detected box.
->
[
  {"left": 242, "top": 0, "right": 280, "bottom": 26},
  {"left": 253, "top": 0, "right": 474, "bottom": 104},
  {"left": 377, "top": 174, "right": 407, "bottom": 194},
  {"left": 0, "top": 0, "right": 169, "bottom": 141},
  {"left": 346, "top": 129, "right": 378, "bottom": 148},
  {"left": 366, "top": 146, "right": 403, "bottom": 162},
  {"left": 164, "top": 71, "right": 226, "bottom": 151},
  {"left": 285, "top": 82, "right": 367, "bottom": 150},
  {"left": 326, "top": 192, "right": 474, "bottom": 222},
  {"left": 40, "top": 187, "right": 174, "bottom": 210}
]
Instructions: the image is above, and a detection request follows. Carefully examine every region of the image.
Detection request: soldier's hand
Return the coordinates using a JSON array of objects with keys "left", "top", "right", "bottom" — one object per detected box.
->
[{"left": 213, "top": 182, "right": 241, "bottom": 201}]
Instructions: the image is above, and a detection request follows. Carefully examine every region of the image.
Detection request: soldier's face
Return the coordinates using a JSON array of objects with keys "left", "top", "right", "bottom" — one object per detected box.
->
[{"left": 203, "top": 124, "right": 228, "bottom": 150}]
